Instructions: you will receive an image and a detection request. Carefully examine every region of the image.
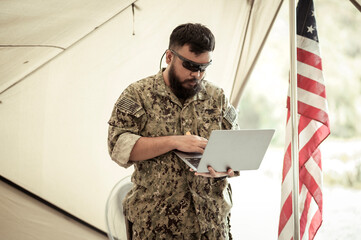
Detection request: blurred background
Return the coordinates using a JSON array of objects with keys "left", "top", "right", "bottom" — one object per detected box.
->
[{"left": 230, "top": 0, "right": 361, "bottom": 238}]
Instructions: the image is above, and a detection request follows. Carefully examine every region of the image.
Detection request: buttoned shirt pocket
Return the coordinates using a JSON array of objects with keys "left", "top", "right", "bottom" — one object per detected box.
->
[
  {"left": 198, "top": 107, "right": 222, "bottom": 138},
  {"left": 143, "top": 111, "right": 179, "bottom": 137}
]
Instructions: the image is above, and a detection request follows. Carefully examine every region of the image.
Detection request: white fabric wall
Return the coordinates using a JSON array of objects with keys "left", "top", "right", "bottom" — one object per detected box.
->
[{"left": 0, "top": 0, "right": 248, "bottom": 231}]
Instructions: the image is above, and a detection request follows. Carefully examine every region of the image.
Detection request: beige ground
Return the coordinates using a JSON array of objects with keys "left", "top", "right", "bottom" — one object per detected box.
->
[{"left": 0, "top": 179, "right": 108, "bottom": 240}]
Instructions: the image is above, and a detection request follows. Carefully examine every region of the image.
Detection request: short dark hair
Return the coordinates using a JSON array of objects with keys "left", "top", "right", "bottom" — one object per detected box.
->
[{"left": 169, "top": 23, "right": 215, "bottom": 54}]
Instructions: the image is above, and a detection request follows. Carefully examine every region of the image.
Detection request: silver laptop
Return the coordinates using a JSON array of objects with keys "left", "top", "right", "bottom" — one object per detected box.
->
[{"left": 174, "top": 129, "right": 275, "bottom": 173}]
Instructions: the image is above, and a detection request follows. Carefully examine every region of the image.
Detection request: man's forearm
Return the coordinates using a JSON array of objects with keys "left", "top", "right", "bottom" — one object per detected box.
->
[
  {"left": 129, "top": 136, "right": 177, "bottom": 161},
  {"left": 129, "top": 135, "right": 208, "bottom": 161}
]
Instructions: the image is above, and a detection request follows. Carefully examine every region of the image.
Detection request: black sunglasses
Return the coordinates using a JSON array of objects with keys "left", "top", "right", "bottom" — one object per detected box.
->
[{"left": 169, "top": 49, "right": 212, "bottom": 72}]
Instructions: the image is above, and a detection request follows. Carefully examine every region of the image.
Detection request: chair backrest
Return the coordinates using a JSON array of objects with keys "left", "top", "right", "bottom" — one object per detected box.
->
[{"left": 105, "top": 175, "right": 133, "bottom": 240}]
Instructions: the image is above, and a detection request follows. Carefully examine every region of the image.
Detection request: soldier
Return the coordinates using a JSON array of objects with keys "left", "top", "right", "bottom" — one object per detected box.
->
[{"left": 108, "top": 23, "right": 239, "bottom": 239}]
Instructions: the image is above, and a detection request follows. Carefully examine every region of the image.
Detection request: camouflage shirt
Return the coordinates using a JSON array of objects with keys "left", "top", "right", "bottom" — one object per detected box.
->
[{"left": 108, "top": 70, "right": 239, "bottom": 238}]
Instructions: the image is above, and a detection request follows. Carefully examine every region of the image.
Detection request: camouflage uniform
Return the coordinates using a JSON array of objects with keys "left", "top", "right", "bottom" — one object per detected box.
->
[{"left": 108, "top": 70, "right": 239, "bottom": 240}]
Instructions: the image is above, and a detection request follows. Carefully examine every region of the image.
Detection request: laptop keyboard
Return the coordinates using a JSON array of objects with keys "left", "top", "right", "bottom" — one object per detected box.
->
[{"left": 185, "top": 157, "right": 201, "bottom": 168}]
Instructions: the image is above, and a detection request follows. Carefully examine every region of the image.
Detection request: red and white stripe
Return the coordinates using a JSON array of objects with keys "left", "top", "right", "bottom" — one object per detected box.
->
[{"left": 278, "top": 35, "right": 330, "bottom": 240}]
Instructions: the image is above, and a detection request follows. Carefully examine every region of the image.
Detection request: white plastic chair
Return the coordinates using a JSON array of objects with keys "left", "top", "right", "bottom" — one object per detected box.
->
[{"left": 105, "top": 175, "right": 133, "bottom": 240}]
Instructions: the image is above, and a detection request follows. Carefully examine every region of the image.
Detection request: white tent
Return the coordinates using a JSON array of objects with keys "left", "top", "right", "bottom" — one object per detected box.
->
[{"left": 1, "top": 0, "right": 359, "bottom": 238}]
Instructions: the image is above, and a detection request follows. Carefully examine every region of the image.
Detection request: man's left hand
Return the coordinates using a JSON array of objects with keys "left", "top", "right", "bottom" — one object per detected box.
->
[{"left": 191, "top": 166, "right": 234, "bottom": 178}]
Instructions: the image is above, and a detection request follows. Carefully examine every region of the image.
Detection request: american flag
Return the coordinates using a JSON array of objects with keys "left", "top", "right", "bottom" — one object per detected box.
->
[{"left": 278, "top": 0, "right": 330, "bottom": 239}]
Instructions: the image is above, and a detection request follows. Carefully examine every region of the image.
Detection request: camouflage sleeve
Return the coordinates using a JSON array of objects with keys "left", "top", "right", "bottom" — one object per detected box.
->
[
  {"left": 221, "top": 95, "right": 239, "bottom": 130},
  {"left": 108, "top": 89, "right": 146, "bottom": 168},
  {"left": 221, "top": 94, "right": 240, "bottom": 177}
]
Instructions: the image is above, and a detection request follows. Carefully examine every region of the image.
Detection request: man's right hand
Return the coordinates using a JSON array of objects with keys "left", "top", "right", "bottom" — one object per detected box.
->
[{"left": 172, "top": 135, "right": 208, "bottom": 154}]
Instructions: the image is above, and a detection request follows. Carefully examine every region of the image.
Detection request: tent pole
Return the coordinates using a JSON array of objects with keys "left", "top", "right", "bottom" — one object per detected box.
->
[
  {"left": 229, "top": 0, "right": 254, "bottom": 106},
  {"left": 289, "top": 0, "right": 300, "bottom": 239},
  {"left": 349, "top": 0, "right": 361, "bottom": 12}
]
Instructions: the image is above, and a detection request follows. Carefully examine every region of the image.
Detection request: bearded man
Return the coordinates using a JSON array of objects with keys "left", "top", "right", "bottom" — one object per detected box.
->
[{"left": 108, "top": 23, "right": 239, "bottom": 240}]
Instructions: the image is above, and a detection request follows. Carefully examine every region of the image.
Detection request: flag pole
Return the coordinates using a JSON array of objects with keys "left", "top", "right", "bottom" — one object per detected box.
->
[{"left": 289, "top": 0, "right": 300, "bottom": 239}]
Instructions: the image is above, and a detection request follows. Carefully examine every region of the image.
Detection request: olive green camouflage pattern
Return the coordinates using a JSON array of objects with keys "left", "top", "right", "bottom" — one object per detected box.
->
[{"left": 108, "top": 70, "right": 239, "bottom": 239}]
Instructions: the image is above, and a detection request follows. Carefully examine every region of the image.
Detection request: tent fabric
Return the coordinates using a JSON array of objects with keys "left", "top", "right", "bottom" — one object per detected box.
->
[
  {"left": 229, "top": 0, "right": 284, "bottom": 107},
  {"left": 0, "top": 0, "right": 282, "bottom": 232},
  {"left": 0, "top": 0, "right": 135, "bottom": 93}
]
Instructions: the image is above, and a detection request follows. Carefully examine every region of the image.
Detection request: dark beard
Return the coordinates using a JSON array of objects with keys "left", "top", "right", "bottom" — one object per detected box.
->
[{"left": 168, "top": 65, "right": 202, "bottom": 100}]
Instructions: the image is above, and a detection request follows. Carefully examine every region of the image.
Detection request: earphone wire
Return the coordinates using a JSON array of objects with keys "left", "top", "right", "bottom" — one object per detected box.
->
[{"left": 159, "top": 50, "right": 167, "bottom": 70}]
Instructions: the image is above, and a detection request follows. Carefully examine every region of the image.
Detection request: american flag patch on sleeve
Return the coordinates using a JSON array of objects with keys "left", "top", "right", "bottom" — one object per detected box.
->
[
  {"left": 224, "top": 105, "right": 237, "bottom": 126},
  {"left": 116, "top": 97, "right": 143, "bottom": 117}
]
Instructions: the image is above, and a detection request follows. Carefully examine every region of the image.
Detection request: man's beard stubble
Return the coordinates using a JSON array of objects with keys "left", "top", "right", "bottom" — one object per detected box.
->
[{"left": 168, "top": 64, "right": 202, "bottom": 100}]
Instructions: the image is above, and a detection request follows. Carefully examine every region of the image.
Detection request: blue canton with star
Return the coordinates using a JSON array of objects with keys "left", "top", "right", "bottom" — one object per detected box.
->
[{"left": 297, "top": 0, "right": 319, "bottom": 42}]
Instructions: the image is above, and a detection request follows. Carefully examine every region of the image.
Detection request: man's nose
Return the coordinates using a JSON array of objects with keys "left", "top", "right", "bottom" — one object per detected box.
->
[{"left": 190, "top": 70, "right": 201, "bottom": 79}]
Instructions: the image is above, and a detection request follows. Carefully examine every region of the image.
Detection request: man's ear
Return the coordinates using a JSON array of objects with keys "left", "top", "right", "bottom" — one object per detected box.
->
[{"left": 165, "top": 50, "right": 172, "bottom": 64}]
